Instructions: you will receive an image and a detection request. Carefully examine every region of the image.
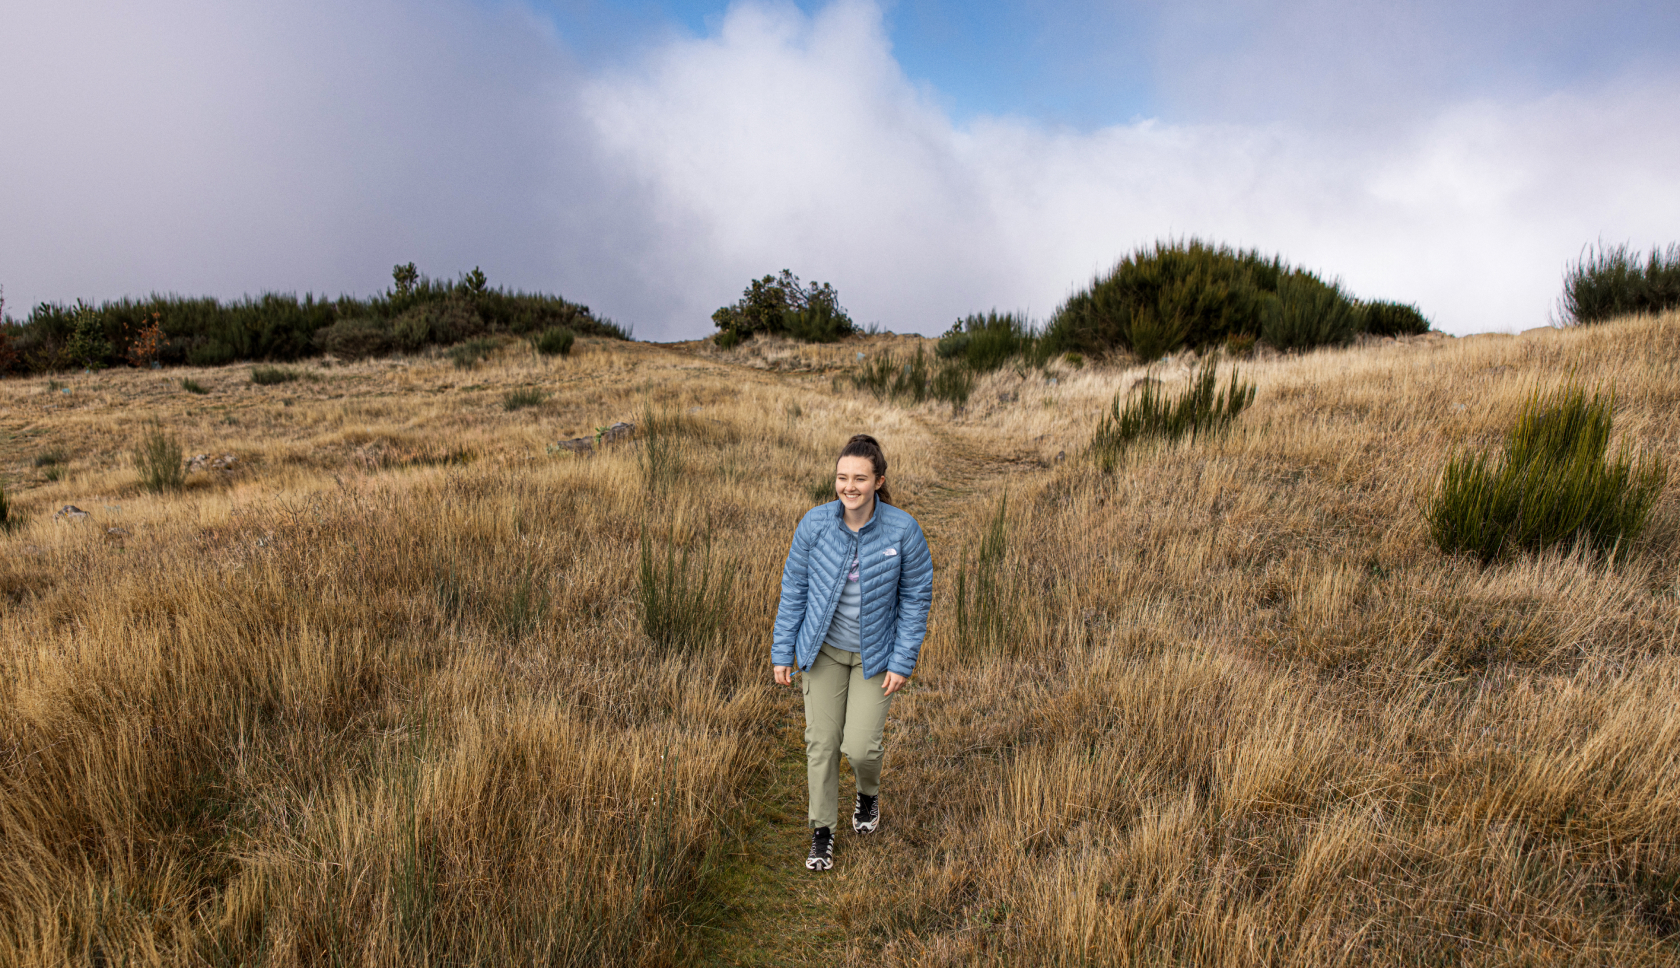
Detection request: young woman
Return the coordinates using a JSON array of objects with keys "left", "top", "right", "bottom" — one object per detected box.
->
[{"left": 772, "top": 434, "right": 933, "bottom": 872}]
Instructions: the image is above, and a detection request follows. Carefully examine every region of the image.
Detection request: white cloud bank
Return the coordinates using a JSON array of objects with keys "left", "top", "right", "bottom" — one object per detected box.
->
[{"left": 3, "top": 0, "right": 1678, "bottom": 339}]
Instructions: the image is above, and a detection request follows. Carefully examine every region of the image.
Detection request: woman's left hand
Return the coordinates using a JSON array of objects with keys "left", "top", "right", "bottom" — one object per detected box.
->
[{"left": 882, "top": 672, "right": 908, "bottom": 696}]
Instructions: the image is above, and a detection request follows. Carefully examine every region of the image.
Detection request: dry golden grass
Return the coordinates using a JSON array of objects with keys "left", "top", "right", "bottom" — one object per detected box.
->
[{"left": 1, "top": 315, "right": 1678, "bottom": 966}]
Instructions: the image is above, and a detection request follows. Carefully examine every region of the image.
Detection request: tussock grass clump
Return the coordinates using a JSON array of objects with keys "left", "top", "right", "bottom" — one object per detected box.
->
[
  {"left": 1090, "top": 360, "right": 1256, "bottom": 471},
  {"left": 1561, "top": 242, "right": 1680, "bottom": 324},
  {"left": 953, "top": 493, "right": 1019, "bottom": 658},
  {"left": 180, "top": 377, "right": 209, "bottom": 394},
  {"left": 533, "top": 327, "right": 575, "bottom": 356},
  {"left": 0, "top": 481, "right": 12, "bottom": 532},
  {"left": 501, "top": 387, "right": 547, "bottom": 411},
  {"left": 132, "top": 423, "right": 186, "bottom": 492},
  {"left": 851, "top": 348, "right": 972, "bottom": 409},
  {"left": 250, "top": 365, "right": 300, "bottom": 385},
  {"left": 1429, "top": 384, "right": 1667, "bottom": 562},
  {"left": 448, "top": 337, "right": 500, "bottom": 369},
  {"left": 33, "top": 449, "right": 65, "bottom": 468},
  {"left": 639, "top": 526, "right": 736, "bottom": 655}
]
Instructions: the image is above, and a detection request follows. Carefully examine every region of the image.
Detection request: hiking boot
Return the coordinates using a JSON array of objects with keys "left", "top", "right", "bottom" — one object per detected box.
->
[
  {"left": 806, "top": 826, "right": 834, "bottom": 871},
  {"left": 852, "top": 792, "right": 880, "bottom": 834}
]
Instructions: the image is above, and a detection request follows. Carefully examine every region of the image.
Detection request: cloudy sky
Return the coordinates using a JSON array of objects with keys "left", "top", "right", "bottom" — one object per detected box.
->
[{"left": 2, "top": 0, "right": 1676, "bottom": 339}]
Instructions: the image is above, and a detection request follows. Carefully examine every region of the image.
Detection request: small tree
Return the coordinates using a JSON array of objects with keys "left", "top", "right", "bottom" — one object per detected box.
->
[
  {"left": 712, "top": 270, "right": 855, "bottom": 345},
  {"left": 125, "top": 312, "right": 165, "bottom": 368},
  {"left": 65, "top": 302, "right": 113, "bottom": 370},
  {"left": 392, "top": 262, "right": 419, "bottom": 296}
]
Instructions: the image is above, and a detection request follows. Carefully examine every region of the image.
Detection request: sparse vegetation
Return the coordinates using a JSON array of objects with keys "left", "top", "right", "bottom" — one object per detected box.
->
[
  {"left": 1089, "top": 359, "right": 1257, "bottom": 471},
  {"left": 1560, "top": 241, "right": 1680, "bottom": 324},
  {"left": 180, "top": 377, "right": 209, "bottom": 394},
  {"left": 132, "top": 423, "right": 185, "bottom": 492},
  {"left": 501, "top": 387, "right": 546, "bottom": 411},
  {"left": 851, "top": 347, "right": 973, "bottom": 409},
  {"left": 1428, "top": 383, "right": 1666, "bottom": 562},
  {"left": 936, "top": 310, "right": 1038, "bottom": 372},
  {"left": 448, "top": 337, "right": 500, "bottom": 369},
  {"left": 0, "top": 481, "right": 11, "bottom": 532},
  {"left": 712, "top": 270, "right": 855, "bottom": 345}
]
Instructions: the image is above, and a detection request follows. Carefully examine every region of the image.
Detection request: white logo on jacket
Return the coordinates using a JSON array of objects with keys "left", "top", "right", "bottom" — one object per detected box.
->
[{"left": 883, "top": 548, "right": 898, "bottom": 556}]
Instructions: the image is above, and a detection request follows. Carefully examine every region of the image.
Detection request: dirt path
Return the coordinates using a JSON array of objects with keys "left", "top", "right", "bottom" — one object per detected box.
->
[{"left": 690, "top": 412, "right": 1027, "bottom": 966}]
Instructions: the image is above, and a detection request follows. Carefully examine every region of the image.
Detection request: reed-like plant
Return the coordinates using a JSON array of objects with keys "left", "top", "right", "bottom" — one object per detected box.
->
[
  {"left": 250, "top": 365, "right": 300, "bottom": 385},
  {"left": 1428, "top": 384, "right": 1667, "bottom": 562},
  {"left": 1560, "top": 242, "right": 1680, "bottom": 324},
  {"left": 954, "top": 493, "right": 1017, "bottom": 657},
  {"left": 180, "top": 378, "right": 209, "bottom": 394},
  {"left": 534, "top": 327, "right": 575, "bottom": 356},
  {"left": 133, "top": 423, "right": 186, "bottom": 492},
  {"left": 1089, "top": 360, "right": 1256, "bottom": 471},
  {"left": 502, "top": 388, "right": 547, "bottom": 411},
  {"left": 638, "top": 525, "right": 735, "bottom": 654}
]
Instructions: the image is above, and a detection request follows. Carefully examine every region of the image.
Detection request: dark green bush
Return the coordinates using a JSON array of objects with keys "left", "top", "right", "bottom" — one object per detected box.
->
[
  {"left": 712, "top": 270, "right": 855, "bottom": 344},
  {"left": 936, "top": 311, "right": 1037, "bottom": 372},
  {"left": 1044, "top": 239, "right": 1408, "bottom": 359},
  {"left": 534, "top": 327, "right": 575, "bottom": 356},
  {"left": 1428, "top": 385, "right": 1666, "bottom": 563},
  {"left": 181, "top": 378, "right": 209, "bottom": 395},
  {"left": 133, "top": 424, "right": 185, "bottom": 493},
  {"left": 250, "top": 366, "right": 300, "bottom": 385},
  {"left": 1261, "top": 275, "right": 1359, "bottom": 352},
  {"left": 1361, "top": 300, "right": 1432, "bottom": 337},
  {"left": 1560, "top": 243, "right": 1680, "bottom": 325},
  {"left": 1089, "top": 360, "right": 1256, "bottom": 471},
  {"left": 2, "top": 264, "right": 624, "bottom": 376}
]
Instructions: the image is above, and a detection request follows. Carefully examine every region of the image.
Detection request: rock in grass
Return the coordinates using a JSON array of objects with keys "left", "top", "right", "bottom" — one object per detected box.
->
[{"left": 54, "top": 505, "right": 89, "bottom": 521}]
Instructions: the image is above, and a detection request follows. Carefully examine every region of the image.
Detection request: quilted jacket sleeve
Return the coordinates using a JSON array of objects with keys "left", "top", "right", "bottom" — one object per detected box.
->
[
  {"left": 889, "top": 518, "right": 933, "bottom": 677},
  {"left": 771, "top": 517, "right": 813, "bottom": 668}
]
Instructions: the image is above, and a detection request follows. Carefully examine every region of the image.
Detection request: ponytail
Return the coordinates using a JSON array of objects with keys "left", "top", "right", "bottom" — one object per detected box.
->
[{"left": 837, "top": 434, "right": 891, "bottom": 506}]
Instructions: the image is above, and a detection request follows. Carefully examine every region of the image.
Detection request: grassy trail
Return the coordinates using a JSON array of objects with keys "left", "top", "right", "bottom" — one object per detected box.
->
[{"left": 690, "top": 414, "right": 1027, "bottom": 966}]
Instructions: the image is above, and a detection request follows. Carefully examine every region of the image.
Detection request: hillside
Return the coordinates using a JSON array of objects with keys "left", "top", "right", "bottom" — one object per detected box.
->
[{"left": 1, "top": 316, "right": 1678, "bottom": 966}]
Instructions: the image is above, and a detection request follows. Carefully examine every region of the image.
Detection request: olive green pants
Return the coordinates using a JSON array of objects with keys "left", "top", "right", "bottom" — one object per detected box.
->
[{"left": 801, "top": 643, "right": 895, "bottom": 830}]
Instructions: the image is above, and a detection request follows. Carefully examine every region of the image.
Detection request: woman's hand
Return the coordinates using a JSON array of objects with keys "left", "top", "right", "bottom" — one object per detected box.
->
[
  {"left": 883, "top": 672, "right": 908, "bottom": 696},
  {"left": 774, "top": 665, "right": 795, "bottom": 686}
]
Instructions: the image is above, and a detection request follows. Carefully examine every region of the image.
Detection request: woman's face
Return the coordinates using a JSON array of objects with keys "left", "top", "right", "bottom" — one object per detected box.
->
[{"left": 834, "top": 455, "right": 883, "bottom": 512}]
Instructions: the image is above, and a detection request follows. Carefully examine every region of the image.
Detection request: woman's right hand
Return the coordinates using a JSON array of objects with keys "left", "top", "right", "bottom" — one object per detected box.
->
[{"left": 774, "top": 665, "right": 794, "bottom": 686}]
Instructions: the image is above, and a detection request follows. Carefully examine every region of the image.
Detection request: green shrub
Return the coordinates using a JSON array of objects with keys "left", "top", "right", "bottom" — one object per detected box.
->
[
  {"left": 1362, "top": 300, "right": 1431, "bottom": 337},
  {"left": 936, "top": 311, "right": 1036, "bottom": 372},
  {"left": 5, "top": 264, "right": 624, "bottom": 376},
  {"left": 1044, "top": 239, "right": 1399, "bottom": 359},
  {"left": 1089, "top": 360, "right": 1256, "bottom": 472},
  {"left": 1560, "top": 242, "right": 1680, "bottom": 325},
  {"left": 315, "top": 317, "right": 393, "bottom": 360},
  {"left": 637, "top": 407, "right": 692, "bottom": 495},
  {"left": 1262, "top": 274, "right": 1360, "bottom": 351},
  {"left": 133, "top": 424, "right": 186, "bottom": 493},
  {"left": 447, "top": 337, "right": 500, "bottom": 369},
  {"left": 181, "top": 378, "right": 209, "bottom": 394},
  {"left": 639, "top": 525, "right": 735, "bottom": 654},
  {"left": 534, "top": 327, "right": 575, "bottom": 356},
  {"left": 502, "top": 388, "right": 547, "bottom": 411},
  {"left": 1427, "top": 385, "right": 1666, "bottom": 563},
  {"left": 712, "top": 270, "right": 855, "bottom": 344},
  {"left": 33, "top": 449, "right": 66, "bottom": 468},
  {"left": 251, "top": 366, "right": 300, "bottom": 385}
]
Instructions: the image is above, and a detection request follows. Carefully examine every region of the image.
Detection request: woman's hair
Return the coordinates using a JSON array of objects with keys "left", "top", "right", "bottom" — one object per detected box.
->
[{"left": 837, "top": 434, "right": 891, "bottom": 506}]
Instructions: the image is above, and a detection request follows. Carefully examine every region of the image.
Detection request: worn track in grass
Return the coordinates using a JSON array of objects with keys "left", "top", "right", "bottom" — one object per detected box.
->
[{"left": 691, "top": 410, "right": 1031, "bottom": 966}]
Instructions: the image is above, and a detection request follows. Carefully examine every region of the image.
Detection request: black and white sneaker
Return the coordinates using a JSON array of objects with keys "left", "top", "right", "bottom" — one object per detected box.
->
[
  {"left": 852, "top": 792, "right": 880, "bottom": 834},
  {"left": 806, "top": 826, "right": 834, "bottom": 871}
]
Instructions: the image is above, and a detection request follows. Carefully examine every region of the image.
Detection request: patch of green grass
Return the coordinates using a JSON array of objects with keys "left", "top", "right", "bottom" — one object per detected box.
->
[
  {"left": 639, "top": 525, "right": 735, "bottom": 655},
  {"left": 181, "top": 378, "right": 210, "bottom": 394},
  {"left": 33, "top": 449, "right": 66, "bottom": 468},
  {"left": 448, "top": 338, "right": 500, "bottom": 369},
  {"left": 502, "top": 388, "right": 547, "bottom": 411},
  {"left": 250, "top": 366, "right": 300, "bottom": 385}
]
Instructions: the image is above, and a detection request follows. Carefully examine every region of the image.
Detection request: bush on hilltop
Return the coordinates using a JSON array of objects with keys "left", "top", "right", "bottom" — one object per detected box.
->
[
  {"left": 712, "top": 270, "right": 855, "bottom": 346},
  {"left": 1560, "top": 242, "right": 1680, "bottom": 325}
]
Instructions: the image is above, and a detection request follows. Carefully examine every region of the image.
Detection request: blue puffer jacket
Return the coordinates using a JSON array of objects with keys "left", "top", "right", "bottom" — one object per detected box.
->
[{"left": 772, "top": 500, "right": 933, "bottom": 680}]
